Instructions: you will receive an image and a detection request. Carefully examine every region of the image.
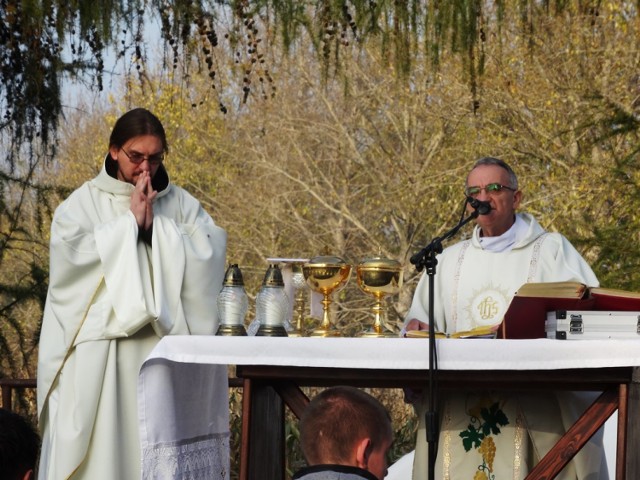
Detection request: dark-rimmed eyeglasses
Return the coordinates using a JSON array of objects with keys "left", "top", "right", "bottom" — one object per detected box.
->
[
  {"left": 465, "top": 183, "right": 516, "bottom": 197},
  {"left": 121, "top": 148, "right": 165, "bottom": 165}
]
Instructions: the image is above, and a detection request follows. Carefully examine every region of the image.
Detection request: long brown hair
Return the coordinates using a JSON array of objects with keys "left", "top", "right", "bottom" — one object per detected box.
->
[{"left": 108, "top": 108, "right": 168, "bottom": 153}]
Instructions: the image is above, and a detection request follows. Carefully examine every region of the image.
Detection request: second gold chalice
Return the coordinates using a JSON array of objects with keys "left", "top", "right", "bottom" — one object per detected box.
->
[
  {"left": 356, "top": 257, "right": 403, "bottom": 337},
  {"left": 303, "top": 255, "right": 352, "bottom": 337}
]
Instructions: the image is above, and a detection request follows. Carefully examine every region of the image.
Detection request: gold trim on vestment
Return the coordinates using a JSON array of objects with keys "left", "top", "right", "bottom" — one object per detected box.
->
[
  {"left": 513, "top": 408, "right": 525, "bottom": 479},
  {"left": 451, "top": 240, "right": 472, "bottom": 332},
  {"left": 526, "top": 233, "right": 548, "bottom": 282},
  {"left": 442, "top": 400, "right": 452, "bottom": 479}
]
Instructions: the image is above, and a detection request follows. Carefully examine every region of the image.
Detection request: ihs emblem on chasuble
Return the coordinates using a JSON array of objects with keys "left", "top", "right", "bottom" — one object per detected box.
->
[{"left": 465, "top": 285, "right": 510, "bottom": 327}]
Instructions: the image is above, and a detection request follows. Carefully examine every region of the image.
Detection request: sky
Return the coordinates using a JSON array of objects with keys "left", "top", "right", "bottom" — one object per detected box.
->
[{"left": 60, "top": 13, "right": 165, "bottom": 118}]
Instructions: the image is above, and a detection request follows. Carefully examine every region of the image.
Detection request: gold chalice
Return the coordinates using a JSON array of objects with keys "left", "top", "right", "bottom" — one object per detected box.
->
[
  {"left": 356, "top": 257, "right": 403, "bottom": 337},
  {"left": 303, "top": 255, "right": 352, "bottom": 337}
]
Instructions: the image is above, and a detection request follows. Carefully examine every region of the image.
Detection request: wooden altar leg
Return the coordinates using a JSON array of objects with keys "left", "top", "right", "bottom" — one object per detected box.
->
[
  {"left": 239, "top": 379, "right": 308, "bottom": 480},
  {"left": 625, "top": 367, "right": 640, "bottom": 479},
  {"left": 245, "top": 380, "right": 285, "bottom": 480},
  {"left": 616, "top": 383, "right": 627, "bottom": 480},
  {"left": 240, "top": 378, "right": 252, "bottom": 480},
  {"left": 525, "top": 388, "right": 618, "bottom": 480},
  {"left": 273, "top": 380, "right": 310, "bottom": 419}
]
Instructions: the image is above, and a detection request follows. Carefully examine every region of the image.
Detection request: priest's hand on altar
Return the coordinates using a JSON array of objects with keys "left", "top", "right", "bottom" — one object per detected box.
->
[{"left": 402, "top": 318, "right": 429, "bottom": 337}]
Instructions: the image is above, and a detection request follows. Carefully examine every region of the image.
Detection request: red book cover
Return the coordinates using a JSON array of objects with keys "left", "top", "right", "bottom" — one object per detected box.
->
[
  {"left": 501, "top": 283, "right": 640, "bottom": 339},
  {"left": 501, "top": 296, "right": 596, "bottom": 339},
  {"left": 590, "top": 287, "right": 640, "bottom": 312},
  {"left": 500, "top": 282, "right": 595, "bottom": 339}
]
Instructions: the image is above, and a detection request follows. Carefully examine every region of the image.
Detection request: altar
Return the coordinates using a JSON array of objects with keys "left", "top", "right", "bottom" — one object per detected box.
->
[{"left": 138, "top": 336, "right": 640, "bottom": 479}]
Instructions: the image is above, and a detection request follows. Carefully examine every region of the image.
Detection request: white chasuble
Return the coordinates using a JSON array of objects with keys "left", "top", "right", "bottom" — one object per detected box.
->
[
  {"left": 406, "top": 213, "right": 606, "bottom": 480},
  {"left": 37, "top": 161, "right": 227, "bottom": 480}
]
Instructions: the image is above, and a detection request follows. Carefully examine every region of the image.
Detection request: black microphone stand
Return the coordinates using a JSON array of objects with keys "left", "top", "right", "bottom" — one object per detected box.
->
[{"left": 410, "top": 202, "right": 480, "bottom": 480}]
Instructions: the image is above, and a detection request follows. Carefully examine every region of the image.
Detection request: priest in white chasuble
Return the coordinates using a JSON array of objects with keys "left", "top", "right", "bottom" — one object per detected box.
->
[
  {"left": 404, "top": 157, "right": 606, "bottom": 480},
  {"left": 37, "top": 108, "right": 227, "bottom": 480}
]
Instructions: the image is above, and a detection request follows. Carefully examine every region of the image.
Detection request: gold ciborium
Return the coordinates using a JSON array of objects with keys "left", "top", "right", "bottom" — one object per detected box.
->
[
  {"left": 356, "top": 257, "right": 403, "bottom": 337},
  {"left": 303, "top": 255, "right": 352, "bottom": 337}
]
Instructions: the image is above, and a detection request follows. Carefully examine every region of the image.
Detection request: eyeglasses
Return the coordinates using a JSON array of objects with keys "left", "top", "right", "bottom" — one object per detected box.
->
[
  {"left": 465, "top": 183, "right": 516, "bottom": 197},
  {"left": 120, "top": 148, "right": 165, "bottom": 165}
]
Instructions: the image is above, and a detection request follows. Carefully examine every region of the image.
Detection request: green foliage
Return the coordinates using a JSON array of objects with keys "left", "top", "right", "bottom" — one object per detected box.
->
[
  {"left": 3, "top": 0, "right": 617, "bottom": 164},
  {"left": 480, "top": 402, "right": 509, "bottom": 436},
  {"left": 459, "top": 401, "right": 508, "bottom": 453},
  {"left": 460, "top": 424, "right": 484, "bottom": 452},
  {"left": 0, "top": 159, "right": 60, "bottom": 416}
]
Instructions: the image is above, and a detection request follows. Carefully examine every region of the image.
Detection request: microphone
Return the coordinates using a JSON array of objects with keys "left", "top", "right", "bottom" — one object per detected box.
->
[
  {"left": 466, "top": 197, "right": 492, "bottom": 215},
  {"left": 410, "top": 247, "right": 426, "bottom": 266}
]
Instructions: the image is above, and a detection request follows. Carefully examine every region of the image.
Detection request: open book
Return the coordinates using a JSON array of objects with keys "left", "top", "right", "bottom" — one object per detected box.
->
[
  {"left": 500, "top": 281, "right": 640, "bottom": 339},
  {"left": 406, "top": 324, "right": 498, "bottom": 339}
]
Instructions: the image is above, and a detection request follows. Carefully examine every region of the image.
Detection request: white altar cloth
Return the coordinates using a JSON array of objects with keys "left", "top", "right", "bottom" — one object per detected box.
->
[
  {"left": 138, "top": 359, "right": 230, "bottom": 480},
  {"left": 138, "top": 336, "right": 640, "bottom": 480},
  {"left": 143, "top": 336, "right": 640, "bottom": 371}
]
